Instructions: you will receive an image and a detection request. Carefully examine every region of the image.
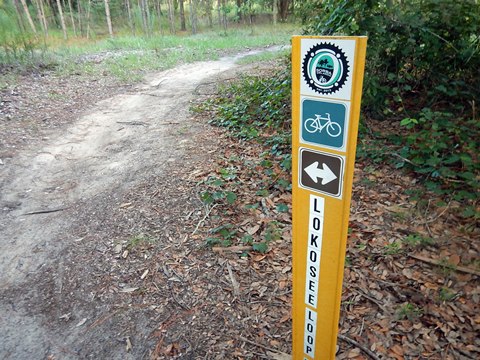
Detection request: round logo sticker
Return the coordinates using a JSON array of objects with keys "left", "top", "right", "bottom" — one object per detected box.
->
[{"left": 302, "top": 43, "right": 349, "bottom": 95}]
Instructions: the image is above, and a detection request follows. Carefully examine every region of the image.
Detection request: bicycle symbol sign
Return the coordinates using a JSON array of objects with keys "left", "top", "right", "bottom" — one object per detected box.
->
[
  {"left": 301, "top": 98, "right": 348, "bottom": 150},
  {"left": 304, "top": 113, "right": 342, "bottom": 138}
]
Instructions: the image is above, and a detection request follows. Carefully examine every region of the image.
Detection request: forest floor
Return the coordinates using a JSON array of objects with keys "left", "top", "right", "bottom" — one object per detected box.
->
[{"left": 0, "top": 47, "right": 479, "bottom": 360}]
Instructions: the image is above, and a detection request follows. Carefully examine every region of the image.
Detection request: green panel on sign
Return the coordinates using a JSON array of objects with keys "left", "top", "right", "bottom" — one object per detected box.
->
[{"left": 301, "top": 99, "right": 347, "bottom": 149}]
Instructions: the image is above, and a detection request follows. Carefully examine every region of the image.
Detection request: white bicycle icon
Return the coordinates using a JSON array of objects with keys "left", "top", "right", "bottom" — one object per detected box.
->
[{"left": 304, "top": 113, "right": 342, "bottom": 137}]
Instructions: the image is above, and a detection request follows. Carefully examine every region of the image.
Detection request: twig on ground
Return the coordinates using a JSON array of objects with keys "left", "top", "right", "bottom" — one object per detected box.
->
[
  {"left": 409, "top": 254, "right": 480, "bottom": 276},
  {"left": 169, "top": 288, "right": 191, "bottom": 310},
  {"left": 238, "top": 336, "right": 290, "bottom": 357},
  {"left": 451, "top": 346, "right": 477, "bottom": 359},
  {"left": 116, "top": 121, "right": 148, "bottom": 126},
  {"left": 351, "top": 287, "right": 392, "bottom": 315},
  {"left": 425, "top": 201, "right": 450, "bottom": 225},
  {"left": 226, "top": 262, "right": 240, "bottom": 297},
  {"left": 193, "top": 78, "right": 236, "bottom": 95},
  {"left": 21, "top": 207, "right": 68, "bottom": 216},
  {"left": 338, "top": 334, "right": 381, "bottom": 360},
  {"left": 85, "top": 309, "right": 121, "bottom": 332},
  {"left": 390, "top": 152, "right": 416, "bottom": 166},
  {"left": 212, "top": 245, "right": 252, "bottom": 253},
  {"left": 191, "top": 204, "right": 218, "bottom": 235}
]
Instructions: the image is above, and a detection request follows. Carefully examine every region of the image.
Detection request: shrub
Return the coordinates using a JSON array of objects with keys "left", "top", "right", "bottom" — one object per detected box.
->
[{"left": 301, "top": 0, "right": 479, "bottom": 206}]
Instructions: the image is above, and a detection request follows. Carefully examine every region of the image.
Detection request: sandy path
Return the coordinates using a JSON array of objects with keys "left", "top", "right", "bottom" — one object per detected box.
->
[{"left": 0, "top": 48, "right": 278, "bottom": 359}]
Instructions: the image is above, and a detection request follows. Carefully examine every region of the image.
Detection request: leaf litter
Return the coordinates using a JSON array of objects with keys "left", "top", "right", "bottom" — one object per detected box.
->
[{"left": 0, "top": 58, "right": 478, "bottom": 360}]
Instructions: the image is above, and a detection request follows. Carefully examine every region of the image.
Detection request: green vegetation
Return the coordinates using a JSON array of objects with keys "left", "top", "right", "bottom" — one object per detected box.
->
[
  {"left": 127, "top": 233, "right": 156, "bottom": 249},
  {"left": 403, "top": 234, "right": 434, "bottom": 249},
  {"left": 206, "top": 223, "right": 237, "bottom": 247},
  {"left": 0, "top": 24, "right": 295, "bottom": 82},
  {"left": 438, "top": 287, "right": 457, "bottom": 302},
  {"left": 397, "top": 302, "right": 423, "bottom": 321},
  {"left": 383, "top": 241, "right": 402, "bottom": 256},
  {"left": 202, "top": 59, "right": 291, "bottom": 166},
  {"left": 204, "top": 0, "right": 479, "bottom": 223},
  {"left": 302, "top": 0, "right": 479, "bottom": 209},
  {"left": 235, "top": 47, "right": 290, "bottom": 65}
]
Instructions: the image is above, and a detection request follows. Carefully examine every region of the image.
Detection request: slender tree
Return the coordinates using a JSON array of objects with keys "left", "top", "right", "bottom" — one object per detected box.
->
[
  {"left": 179, "top": 0, "right": 186, "bottom": 31},
  {"left": 86, "top": 0, "right": 91, "bottom": 38},
  {"left": 67, "top": 0, "right": 76, "bottom": 36},
  {"left": 104, "top": 0, "right": 113, "bottom": 37},
  {"left": 167, "top": 0, "right": 175, "bottom": 34},
  {"left": 236, "top": 0, "right": 241, "bottom": 22},
  {"left": 279, "top": 0, "right": 288, "bottom": 21},
  {"left": 205, "top": 0, "right": 212, "bottom": 27},
  {"left": 125, "top": 0, "right": 135, "bottom": 34},
  {"left": 19, "top": 0, "right": 37, "bottom": 35},
  {"left": 218, "top": 0, "right": 227, "bottom": 31},
  {"left": 35, "top": 0, "right": 49, "bottom": 37},
  {"left": 273, "top": 0, "right": 278, "bottom": 25},
  {"left": 77, "top": 0, "right": 83, "bottom": 36},
  {"left": 139, "top": 0, "right": 150, "bottom": 35},
  {"left": 154, "top": 0, "right": 162, "bottom": 33},
  {"left": 56, "top": 0, "right": 68, "bottom": 39},
  {"left": 145, "top": 0, "right": 152, "bottom": 34},
  {"left": 12, "top": 0, "right": 27, "bottom": 32},
  {"left": 190, "top": 0, "right": 197, "bottom": 34}
]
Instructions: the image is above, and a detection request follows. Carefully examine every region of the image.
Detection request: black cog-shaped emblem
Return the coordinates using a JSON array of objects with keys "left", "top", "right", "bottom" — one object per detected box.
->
[{"left": 302, "top": 42, "right": 350, "bottom": 95}]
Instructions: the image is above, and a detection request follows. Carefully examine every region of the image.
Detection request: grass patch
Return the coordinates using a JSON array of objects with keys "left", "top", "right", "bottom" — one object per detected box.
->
[
  {"left": 235, "top": 47, "right": 291, "bottom": 65},
  {"left": 1, "top": 24, "right": 298, "bottom": 83}
]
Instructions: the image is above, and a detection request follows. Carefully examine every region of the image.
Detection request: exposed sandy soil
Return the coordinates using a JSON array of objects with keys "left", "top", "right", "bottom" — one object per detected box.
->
[{"left": 0, "top": 49, "right": 292, "bottom": 359}]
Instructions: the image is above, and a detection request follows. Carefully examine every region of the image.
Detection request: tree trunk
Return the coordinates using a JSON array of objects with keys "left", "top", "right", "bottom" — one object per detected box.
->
[
  {"left": 221, "top": 0, "right": 227, "bottom": 32},
  {"left": 12, "top": 0, "right": 27, "bottom": 32},
  {"left": 35, "top": 0, "right": 49, "bottom": 37},
  {"left": 167, "top": 0, "right": 175, "bottom": 34},
  {"left": 77, "top": 0, "right": 83, "bottom": 36},
  {"left": 190, "top": 0, "right": 197, "bottom": 34},
  {"left": 273, "top": 0, "right": 278, "bottom": 25},
  {"left": 104, "top": 0, "right": 114, "bottom": 37},
  {"left": 125, "top": 0, "right": 135, "bottom": 35},
  {"left": 178, "top": 0, "right": 187, "bottom": 31},
  {"left": 86, "top": 0, "right": 92, "bottom": 39},
  {"left": 179, "top": 0, "right": 186, "bottom": 31},
  {"left": 138, "top": 0, "right": 146, "bottom": 33},
  {"left": 140, "top": 0, "right": 151, "bottom": 36},
  {"left": 19, "top": 0, "right": 38, "bottom": 35},
  {"left": 67, "top": 0, "right": 77, "bottom": 36},
  {"left": 154, "top": 0, "right": 163, "bottom": 34},
  {"left": 205, "top": 0, "right": 212, "bottom": 27},
  {"left": 279, "top": 0, "right": 288, "bottom": 21},
  {"left": 145, "top": 0, "right": 152, "bottom": 35},
  {"left": 236, "top": 0, "right": 241, "bottom": 22},
  {"left": 56, "top": 0, "right": 68, "bottom": 39}
]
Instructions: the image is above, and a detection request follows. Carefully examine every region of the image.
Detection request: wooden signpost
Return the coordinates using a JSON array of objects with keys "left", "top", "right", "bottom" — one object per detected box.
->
[{"left": 291, "top": 36, "right": 367, "bottom": 359}]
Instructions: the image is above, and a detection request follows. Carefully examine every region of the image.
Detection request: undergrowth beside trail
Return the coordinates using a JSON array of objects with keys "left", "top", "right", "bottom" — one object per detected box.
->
[{"left": 198, "top": 54, "right": 479, "bottom": 223}]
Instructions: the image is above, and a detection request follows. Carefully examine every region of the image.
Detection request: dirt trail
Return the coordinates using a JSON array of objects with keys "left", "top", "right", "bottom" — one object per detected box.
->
[{"left": 0, "top": 48, "right": 281, "bottom": 359}]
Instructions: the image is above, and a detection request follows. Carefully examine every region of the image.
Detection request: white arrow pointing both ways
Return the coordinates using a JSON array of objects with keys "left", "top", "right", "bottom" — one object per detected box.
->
[{"left": 304, "top": 161, "right": 337, "bottom": 185}]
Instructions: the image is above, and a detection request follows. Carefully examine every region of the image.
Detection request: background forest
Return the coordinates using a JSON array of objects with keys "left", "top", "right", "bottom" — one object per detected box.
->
[{"left": 0, "top": 0, "right": 293, "bottom": 43}]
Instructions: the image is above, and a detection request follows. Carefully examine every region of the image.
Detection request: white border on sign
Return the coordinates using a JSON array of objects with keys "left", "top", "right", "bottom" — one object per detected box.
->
[
  {"left": 298, "top": 147, "right": 345, "bottom": 199},
  {"left": 300, "top": 38, "right": 356, "bottom": 101},
  {"left": 300, "top": 96, "right": 351, "bottom": 152}
]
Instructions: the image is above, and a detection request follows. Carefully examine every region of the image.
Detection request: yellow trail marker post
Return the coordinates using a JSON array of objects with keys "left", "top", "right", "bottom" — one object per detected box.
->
[{"left": 291, "top": 36, "right": 367, "bottom": 359}]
